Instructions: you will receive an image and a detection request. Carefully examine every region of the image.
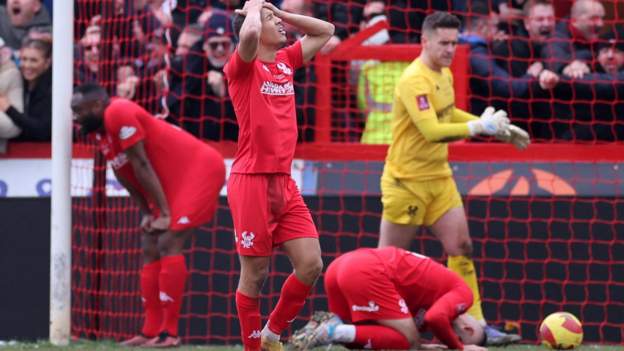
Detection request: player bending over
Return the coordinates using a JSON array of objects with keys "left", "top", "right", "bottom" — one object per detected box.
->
[
  {"left": 72, "top": 83, "right": 225, "bottom": 348},
  {"left": 292, "top": 247, "right": 487, "bottom": 351},
  {"left": 378, "top": 11, "right": 528, "bottom": 346},
  {"left": 223, "top": 1, "right": 334, "bottom": 350}
]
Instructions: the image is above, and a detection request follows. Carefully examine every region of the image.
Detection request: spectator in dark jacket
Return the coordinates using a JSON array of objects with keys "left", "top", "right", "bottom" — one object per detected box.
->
[
  {"left": 461, "top": 2, "right": 558, "bottom": 113},
  {"left": 541, "top": 0, "right": 604, "bottom": 78},
  {"left": 0, "top": 0, "right": 51, "bottom": 51},
  {"left": 0, "top": 37, "right": 51, "bottom": 141},
  {"left": 552, "top": 30, "right": 624, "bottom": 141},
  {"left": 492, "top": 0, "right": 555, "bottom": 78}
]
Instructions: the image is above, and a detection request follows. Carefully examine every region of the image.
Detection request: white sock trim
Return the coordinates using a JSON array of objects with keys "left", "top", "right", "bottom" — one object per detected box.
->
[
  {"left": 261, "top": 323, "right": 280, "bottom": 341},
  {"left": 333, "top": 324, "right": 356, "bottom": 343}
]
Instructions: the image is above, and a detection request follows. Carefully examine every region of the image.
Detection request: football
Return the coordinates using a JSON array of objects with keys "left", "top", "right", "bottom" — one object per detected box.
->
[{"left": 539, "top": 312, "right": 584, "bottom": 349}]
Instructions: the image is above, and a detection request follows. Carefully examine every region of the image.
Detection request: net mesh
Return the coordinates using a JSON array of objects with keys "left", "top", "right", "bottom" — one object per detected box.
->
[{"left": 70, "top": 0, "right": 624, "bottom": 345}]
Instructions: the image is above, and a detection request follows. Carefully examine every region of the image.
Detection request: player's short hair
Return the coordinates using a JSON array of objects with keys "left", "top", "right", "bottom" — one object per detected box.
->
[
  {"left": 74, "top": 82, "right": 109, "bottom": 101},
  {"left": 232, "top": 13, "right": 245, "bottom": 39},
  {"left": 523, "top": 0, "right": 554, "bottom": 17},
  {"left": 422, "top": 11, "right": 461, "bottom": 34}
]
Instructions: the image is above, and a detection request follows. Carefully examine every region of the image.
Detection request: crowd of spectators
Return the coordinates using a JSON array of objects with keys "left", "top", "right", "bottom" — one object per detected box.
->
[{"left": 0, "top": 0, "right": 622, "bottom": 150}]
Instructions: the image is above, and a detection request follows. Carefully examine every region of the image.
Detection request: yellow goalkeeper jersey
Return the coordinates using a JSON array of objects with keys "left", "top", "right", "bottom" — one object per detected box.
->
[{"left": 384, "top": 57, "right": 475, "bottom": 181}]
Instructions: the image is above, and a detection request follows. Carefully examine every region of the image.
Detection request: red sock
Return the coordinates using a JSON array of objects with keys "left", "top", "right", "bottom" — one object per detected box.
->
[
  {"left": 158, "top": 255, "right": 188, "bottom": 337},
  {"left": 236, "top": 291, "right": 262, "bottom": 351},
  {"left": 140, "top": 260, "right": 162, "bottom": 337},
  {"left": 267, "top": 273, "right": 313, "bottom": 334},
  {"left": 354, "top": 325, "right": 411, "bottom": 350}
]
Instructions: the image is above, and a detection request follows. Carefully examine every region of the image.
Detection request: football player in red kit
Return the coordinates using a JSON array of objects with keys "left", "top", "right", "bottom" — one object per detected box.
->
[
  {"left": 293, "top": 247, "right": 488, "bottom": 351},
  {"left": 71, "top": 83, "right": 225, "bottom": 348},
  {"left": 224, "top": 0, "right": 334, "bottom": 350}
]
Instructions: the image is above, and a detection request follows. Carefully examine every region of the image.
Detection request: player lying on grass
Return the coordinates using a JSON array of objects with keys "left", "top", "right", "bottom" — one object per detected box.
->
[
  {"left": 72, "top": 83, "right": 225, "bottom": 348},
  {"left": 291, "top": 247, "right": 487, "bottom": 351}
]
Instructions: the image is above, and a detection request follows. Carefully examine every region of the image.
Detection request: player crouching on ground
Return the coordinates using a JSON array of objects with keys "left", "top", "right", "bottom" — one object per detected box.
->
[
  {"left": 72, "top": 83, "right": 226, "bottom": 348},
  {"left": 291, "top": 247, "right": 487, "bottom": 351}
]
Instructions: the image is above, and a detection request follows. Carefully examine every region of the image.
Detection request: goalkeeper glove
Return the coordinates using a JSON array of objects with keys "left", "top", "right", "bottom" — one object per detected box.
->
[
  {"left": 467, "top": 106, "right": 510, "bottom": 136},
  {"left": 496, "top": 124, "right": 531, "bottom": 150}
]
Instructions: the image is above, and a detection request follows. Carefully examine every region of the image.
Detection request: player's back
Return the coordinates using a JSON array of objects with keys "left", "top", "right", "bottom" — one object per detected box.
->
[
  {"left": 102, "top": 99, "right": 223, "bottom": 198},
  {"left": 373, "top": 247, "right": 465, "bottom": 311},
  {"left": 384, "top": 58, "right": 456, "bottom": 181}
]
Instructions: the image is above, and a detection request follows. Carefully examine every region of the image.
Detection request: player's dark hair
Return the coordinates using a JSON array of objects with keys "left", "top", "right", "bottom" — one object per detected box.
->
[
  {"left": 422, "top": 11, "right": 461, "bottom": 33},
  {"left": 74, "top": 82, "right": 109, "bottom": 102},
  {"left": 232, "top": 13, "right": 245, "bottom": 39}
]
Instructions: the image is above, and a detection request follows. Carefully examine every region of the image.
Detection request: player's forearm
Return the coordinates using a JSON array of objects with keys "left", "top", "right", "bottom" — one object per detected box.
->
[
  {"left": 130, "top": 160, "right": 170, "bottom": 216},
  {"left": 424, "top": 314, "right": 463, "bottom": 350},
  {"left": 415, "top": 118, "right": 471, "bottom": 143},
  {"left": 451, "top": 108, "right": 479, "bottom": 123},
  {"left": 238, "top": 4, "right": 263, "bottom": 48},
  {"left": 115, "top": 173, "right": 150, "bottom": 214},
  {"left": 280, "top": 11, "right": 335, "bottom": 37}
]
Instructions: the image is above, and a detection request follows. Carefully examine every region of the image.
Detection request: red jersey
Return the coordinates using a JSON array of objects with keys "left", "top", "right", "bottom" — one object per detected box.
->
[
  {"left": 223, "top": 41, "right": 303, "bottom": 174},
  {"left": 327, "top": 247, "right": 471, "bottom": 349},
  {"left": 97, "top": 98, "right": 225, "bottom": 229}
]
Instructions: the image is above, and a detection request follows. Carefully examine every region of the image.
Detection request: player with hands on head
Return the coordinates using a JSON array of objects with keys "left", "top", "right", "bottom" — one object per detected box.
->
[
  {"left": 71, "top": 83, "right": 225, "bottom": 348},
  {"left": 378, "top": 11, "right": 526, "bottom": 346},
  {"left": 224, "top": 1, "right": 334, "bottom": 350}
]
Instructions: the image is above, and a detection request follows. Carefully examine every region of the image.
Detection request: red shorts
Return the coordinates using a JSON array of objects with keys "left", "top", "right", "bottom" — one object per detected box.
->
[
  {"left": 166, "top": 148, "right": 226, "bottom": 231},
  {"left": 324, "top": 249, "right": 412, "bottom": 323},
  {"left": 227, "top": 173, "right": 318, "bottom": 256}
]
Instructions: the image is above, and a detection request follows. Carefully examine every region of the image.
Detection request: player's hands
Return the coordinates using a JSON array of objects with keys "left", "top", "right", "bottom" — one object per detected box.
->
[
  {"left": 149, "top": 215, "right": 171, "bottom": 232},
  {"left": 463, "top": 344, "right": 488, "bottom": 351},
  {"left": 468, "top": 107, "right": 509, "bottom": 136},
  {"left": 140, "top": 214, "right": 154, "bottom": 233},
  {"left": 262, "top": 2, "right": 284, "bottom": 17},
  {"left": 496, "top": 124, "right": 530, "bottom": 150},
  {"left": 235, "top": 0, "right": 265, "bottom": 16}
]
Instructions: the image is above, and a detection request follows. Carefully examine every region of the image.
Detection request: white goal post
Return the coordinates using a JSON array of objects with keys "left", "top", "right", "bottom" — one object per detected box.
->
[{"left": 49, "top": 0, "right": 74, "bottom": 345}]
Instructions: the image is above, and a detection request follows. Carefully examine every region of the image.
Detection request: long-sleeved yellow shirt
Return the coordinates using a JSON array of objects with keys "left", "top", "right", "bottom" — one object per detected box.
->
[{"left": 384, "top": 57, "right": 478, "bottom": 181}]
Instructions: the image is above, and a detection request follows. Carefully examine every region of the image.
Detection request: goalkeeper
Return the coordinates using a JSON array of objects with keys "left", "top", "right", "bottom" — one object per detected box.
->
[{"left": 377, "top": 11, "right": 528, "bottom": 346}]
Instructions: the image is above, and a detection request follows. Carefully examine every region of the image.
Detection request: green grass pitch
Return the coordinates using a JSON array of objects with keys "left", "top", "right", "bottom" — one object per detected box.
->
[{"left": 0, "top": 341, "right": 621, "bottom": 351}]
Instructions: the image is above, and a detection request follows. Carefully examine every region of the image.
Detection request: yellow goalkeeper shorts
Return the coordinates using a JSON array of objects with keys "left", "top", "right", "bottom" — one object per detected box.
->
[{"left": 381, "top": 174, "right": 463, "bottom": 226}]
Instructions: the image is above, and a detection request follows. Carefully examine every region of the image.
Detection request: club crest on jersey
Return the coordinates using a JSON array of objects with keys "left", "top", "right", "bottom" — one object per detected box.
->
[
  {"left": 119, "top": 126, "right": 137, "bottom": 140},
  {"left": 352, "top": 301, "right": 380, "bottom": 313},
  {"left": 240, "top": 231, "right": 255, "bottom": 249},
  {"left": 416, "top": 95, "right": 430, "bottom": 111},
  {"left": 276, "top": 62, "right": 292, "bottom": 75}
]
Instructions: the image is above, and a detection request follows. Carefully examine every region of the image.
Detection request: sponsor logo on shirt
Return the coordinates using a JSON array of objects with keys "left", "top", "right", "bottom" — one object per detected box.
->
[
  {"left": 399, "top": 298, "right": 409, "bottom": 314},
  {"left": 240, "top": 231, "right": 255, "bottom": 249},
  {"left": 352, "top": 301, "right": 380, "bottom": 313},
  {"left": 177, "top": 216, "right": 190, "bottom": 225},
  {"left": 416, "top": 94, "right": 430, "bottom": 111},
  {"left": 261, "top": 81, "right": 294, "bottom": 96},
  {"left": 119, "top": 126, "right": 137, "bottom": 140}
]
